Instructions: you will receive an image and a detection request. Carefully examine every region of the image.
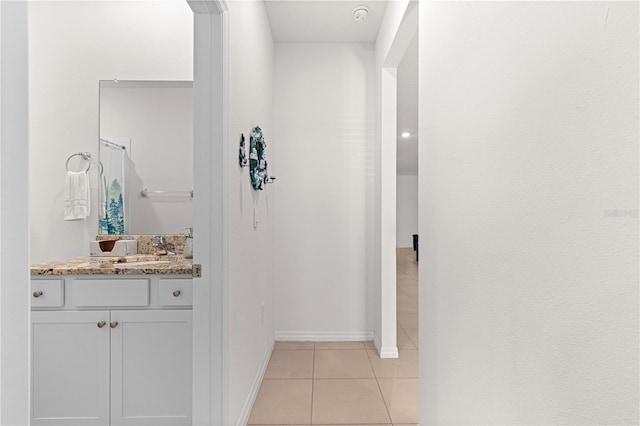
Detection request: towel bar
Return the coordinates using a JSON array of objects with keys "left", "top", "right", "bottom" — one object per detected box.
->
[{"left": 140, "top": 188, "right": 193, "bottom": 199}]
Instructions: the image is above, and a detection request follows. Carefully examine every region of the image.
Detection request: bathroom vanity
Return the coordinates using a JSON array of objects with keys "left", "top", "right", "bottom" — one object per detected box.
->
[{"left": 30, "top": 257, "right": 193, "bottom": 426}]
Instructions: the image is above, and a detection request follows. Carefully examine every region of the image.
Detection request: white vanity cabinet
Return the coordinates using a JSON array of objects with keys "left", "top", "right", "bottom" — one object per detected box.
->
[
  {"left": 32, "top": 310, "right": 110, "bottom": 425},
  {"left": 30, "top": 276, "right": 192, "bottom": 426},
  {"left": 111, "top": 310, "right": 192, "bottom": 426}
]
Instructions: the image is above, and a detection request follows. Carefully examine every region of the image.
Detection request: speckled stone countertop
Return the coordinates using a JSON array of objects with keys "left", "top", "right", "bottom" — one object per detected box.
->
[{"left": 30, "top": 255, "right": 192, "bottom": 276}]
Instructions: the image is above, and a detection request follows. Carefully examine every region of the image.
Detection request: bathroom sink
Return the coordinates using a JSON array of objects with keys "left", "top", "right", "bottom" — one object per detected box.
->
[
  {"left": 120, "top": 255, "right": 166, "bottom": 263},
  {"left": 113, "top": 260, "right": 174, "bottom": 268}
]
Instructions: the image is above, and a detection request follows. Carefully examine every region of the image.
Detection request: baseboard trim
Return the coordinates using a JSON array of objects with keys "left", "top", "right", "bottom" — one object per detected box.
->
[
  {"left": 372, "top": 334, "right": 398, "bottom": 358},
  {"left": 274, "top": 331, "right": 374, "bottom": 342},
  {"left": 373, "top": 333, "right": 381, "bottom": 351},
  {"left": 236, "top": 337, "right": 275, "bottom": 426},
  {"left": 378, "top": 345, "right": 399, "bottom": 359}
]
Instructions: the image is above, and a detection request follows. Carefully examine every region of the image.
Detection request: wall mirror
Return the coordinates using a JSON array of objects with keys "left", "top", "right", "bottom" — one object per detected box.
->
[{"left": 98, "top": 80, "right": 193, "bottom": 235}]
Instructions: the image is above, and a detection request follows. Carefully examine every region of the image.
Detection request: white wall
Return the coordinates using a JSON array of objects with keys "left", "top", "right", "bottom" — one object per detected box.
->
[
  {"left": 373, "top": 0, "right": 415, "bottom": 356},
  {"left": 226, "top": 1, "right": 275, "bottom": 424},
  {"left": 273, "top": 43, "right": 375, "bottom": 339},
  {"left": 100, "top": 84, "right": 193, "bottom": 234},
  {"left": 419, "top": 2, "right": 639, "bottom": 424},
  {"left": 396, "top": 175, "right": 417, "bottom": 248},
  {"left": 28, "top": 1, "right": 193, "bottom": 263},
  {"left": 0, "top": 2, "right": 30, "bottom": 424}
]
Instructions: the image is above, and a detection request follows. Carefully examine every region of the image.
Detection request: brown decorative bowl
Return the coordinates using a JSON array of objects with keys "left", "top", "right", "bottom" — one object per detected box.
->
[{"left": 98, "top": 240, "right": 116, "bottom": 252}]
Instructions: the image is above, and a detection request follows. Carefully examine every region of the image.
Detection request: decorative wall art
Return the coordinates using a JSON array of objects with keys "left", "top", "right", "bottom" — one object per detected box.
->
[
  {"left": 239, "top": 126, "right": 276, "bottom": 190},
  {"left": 239, "top": 133, "right": 248, "bottom": 167},
  {"left": 249, "top": 126, "right": 268, "bottom": 190}
]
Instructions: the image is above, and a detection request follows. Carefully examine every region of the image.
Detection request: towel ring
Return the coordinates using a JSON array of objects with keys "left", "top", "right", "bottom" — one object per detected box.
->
[{"left": 66, "top": 152, "right": 92, "bottom": 173}]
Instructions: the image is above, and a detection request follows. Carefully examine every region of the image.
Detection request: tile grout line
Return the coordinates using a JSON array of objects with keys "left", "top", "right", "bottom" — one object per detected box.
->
[
  {"left": 365, "top": 345, "right": 394, "bottom": 425},
  {"left": 310, "top": 342, "right": 315, "bottom": 426}
]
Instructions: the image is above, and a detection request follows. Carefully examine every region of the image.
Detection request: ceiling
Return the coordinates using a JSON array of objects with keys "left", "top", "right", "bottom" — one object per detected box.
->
[
  {"left": 263, "top": 0, "right": 418, "bottom": 176},
  {"left": 264, "top": 1, "right": 387, "bottom": 43}
]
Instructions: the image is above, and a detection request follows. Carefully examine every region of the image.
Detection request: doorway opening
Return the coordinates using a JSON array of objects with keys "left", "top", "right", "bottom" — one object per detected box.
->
[{"left": 395, "top": 29, "right": 419, "bottom": 355}]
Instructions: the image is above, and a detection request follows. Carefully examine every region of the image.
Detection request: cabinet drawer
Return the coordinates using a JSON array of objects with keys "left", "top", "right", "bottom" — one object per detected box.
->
[
  {"left": 31, "top": 279, "right": 64, "bottom": 307},
  {"left": 71, "top": 279, "right": 149, "bottom": 307},
  {"left": 159, "top": 279, "right": 193, "bottom": 306}
]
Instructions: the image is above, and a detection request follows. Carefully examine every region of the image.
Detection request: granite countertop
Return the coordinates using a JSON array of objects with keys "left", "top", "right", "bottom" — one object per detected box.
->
[{"left": 30, "top": 254, "right": 193, "bottom": 276}]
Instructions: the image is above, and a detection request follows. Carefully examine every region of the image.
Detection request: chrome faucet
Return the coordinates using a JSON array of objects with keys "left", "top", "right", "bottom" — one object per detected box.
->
[{"left": 152, "top": 236, "right": 175, "bottom": 256}]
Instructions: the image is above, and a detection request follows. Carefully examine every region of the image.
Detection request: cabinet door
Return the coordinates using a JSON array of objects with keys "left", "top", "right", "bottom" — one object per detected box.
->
[
  {"left": 31, "top": 311, "right": 110, "bottom": 426},
  {"left": 110, "top": 310, "right": 192, "bottom": 426}
]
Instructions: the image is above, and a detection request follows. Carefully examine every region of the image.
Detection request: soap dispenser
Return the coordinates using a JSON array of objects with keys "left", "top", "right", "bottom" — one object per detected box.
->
[{"left": 184, "top": 227, "right": 193, "bottom": 259}]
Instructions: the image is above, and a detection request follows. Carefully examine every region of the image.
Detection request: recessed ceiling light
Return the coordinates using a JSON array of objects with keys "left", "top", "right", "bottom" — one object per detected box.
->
[
  {"left": 353, "top": 6, "right": 369, "bottom": 22},
  {"left": 401, "top": 132, "right": 411, "bottom": 138}
]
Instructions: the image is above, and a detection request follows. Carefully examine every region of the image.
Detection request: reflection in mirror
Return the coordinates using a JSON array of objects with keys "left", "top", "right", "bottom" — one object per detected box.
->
[
  {"left": 99, "top": 80, "right": 193, "bottom": 235},
  {"left": 98, "top": 138, "right": 130, "bottom": 234}
]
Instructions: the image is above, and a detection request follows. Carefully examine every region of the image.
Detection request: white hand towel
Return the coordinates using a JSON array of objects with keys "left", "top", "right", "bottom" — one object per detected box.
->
[{"left": 64, "top": 171, "right": 90, "bottom": 220}]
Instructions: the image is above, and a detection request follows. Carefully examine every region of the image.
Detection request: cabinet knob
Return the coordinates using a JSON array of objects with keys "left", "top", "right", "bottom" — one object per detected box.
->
[
  {"left": 97, "top": 321, "right": 106, "bottom": 328},
  {"left": 33, "top": 291, "right": 43, "bottom": 298},
  {"left": 173, "top": 290, "right": 181, "bottom": 297},
  {"left": 110, "top": 321, "right": 119, "bottom": 329}
]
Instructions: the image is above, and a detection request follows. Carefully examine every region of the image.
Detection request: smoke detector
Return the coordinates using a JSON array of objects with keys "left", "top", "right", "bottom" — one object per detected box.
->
[{"left": 353, "top": 6, "right": 369, "bottom": 22}]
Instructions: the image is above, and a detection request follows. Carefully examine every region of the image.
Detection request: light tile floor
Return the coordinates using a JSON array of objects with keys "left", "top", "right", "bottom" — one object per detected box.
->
[
  {"left": 248, "top": 249, "right": 418, "bottom": 426},
  {"left": 248, "top": 248, "right": 418, "bottom": 426}
]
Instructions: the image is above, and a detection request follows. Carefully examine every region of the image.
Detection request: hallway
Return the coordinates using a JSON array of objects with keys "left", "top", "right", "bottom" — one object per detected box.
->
[{"left": 247, "top": 248, "right": 419, "bottom": 425}]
